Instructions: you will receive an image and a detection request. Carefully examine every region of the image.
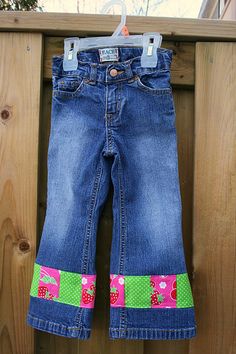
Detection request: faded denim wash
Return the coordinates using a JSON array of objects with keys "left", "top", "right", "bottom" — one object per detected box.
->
[{"left": 26, "top": 46, "right": 197, "bottom": 340}]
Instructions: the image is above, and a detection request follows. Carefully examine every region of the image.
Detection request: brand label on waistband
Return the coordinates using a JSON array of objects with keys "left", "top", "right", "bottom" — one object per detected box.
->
[{"left": 99, "top": 47, "right": 119, "bottom": 62}]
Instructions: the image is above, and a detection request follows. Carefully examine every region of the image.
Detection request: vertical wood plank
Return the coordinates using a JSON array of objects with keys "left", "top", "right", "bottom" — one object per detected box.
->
[
  {"left": 144, "top": 89, "right": 195, "bottom": 354},
  {"left": 0, "top": 33, "right": 43, "bottom": 354},
  {"left": 190, "top": 43, "right": 236, "bottom": 354}
]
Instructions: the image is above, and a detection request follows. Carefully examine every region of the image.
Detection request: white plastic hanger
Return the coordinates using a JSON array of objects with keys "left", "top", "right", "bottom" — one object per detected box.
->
[{"left": 63, "top": 0, "right": 162, "bottom": 71}]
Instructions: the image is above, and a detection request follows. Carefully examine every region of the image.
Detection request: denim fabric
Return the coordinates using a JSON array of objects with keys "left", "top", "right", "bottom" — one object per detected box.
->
[{"left": 26, "top": 46, "right": 197, "bottom": 340}]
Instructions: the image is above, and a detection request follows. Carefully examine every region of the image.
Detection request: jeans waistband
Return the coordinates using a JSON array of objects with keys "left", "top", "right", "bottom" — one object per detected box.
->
[{"left": 52, "top": 47, "right": 173, "bottom": 84}]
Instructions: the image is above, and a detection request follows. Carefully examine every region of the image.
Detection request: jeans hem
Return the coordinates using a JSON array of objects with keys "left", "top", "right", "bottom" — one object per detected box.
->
[
  {"left": 27, "top": 313, "right": 91, "bottom": 339},
  {"left": 109, "top": 326, "right": 197, "bottom": 340}
]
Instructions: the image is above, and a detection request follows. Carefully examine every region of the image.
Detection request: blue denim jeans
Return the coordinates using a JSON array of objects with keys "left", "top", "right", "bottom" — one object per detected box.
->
[{"left": 26, "top": 47, "right": 196, "bottom": 340}]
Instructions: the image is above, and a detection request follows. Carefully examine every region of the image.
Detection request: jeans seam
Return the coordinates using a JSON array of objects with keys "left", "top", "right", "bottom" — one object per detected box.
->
[
  {"left": 118, "top": 160, "right": 127, "bottom": 274},
  {"left": 117, "top": 158, "right": 128, "bottom": 333},
  {"left": 27, "top": 313, "right": 91, "bottom": 331},
  {"left": 104, "top": 83, "right": 113, "bottom": 154},
  {"left": 109, "top": 326, "right": 196, "bottom": 339},
  {"left": 81, "top": 163, "right": 103, "bottom": 273},
  {"left": 74, "top": 163, "right": 103, "bottom": 327},
  {"left": 110, "top": 326, "right": 196, "bottom": 332}
]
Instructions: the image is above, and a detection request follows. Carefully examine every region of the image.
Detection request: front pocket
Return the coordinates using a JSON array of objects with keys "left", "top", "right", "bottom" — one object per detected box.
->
[
  {"left": 52, "top": 76, "right": 85, "bottom": 98},
  {"left": 136, "top": 69, "right": 172, "bottom": 95}
]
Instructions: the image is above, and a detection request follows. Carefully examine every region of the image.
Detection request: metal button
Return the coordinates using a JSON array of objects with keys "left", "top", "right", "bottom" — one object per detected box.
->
[{"left": 109, "top": 68, "right": 118, "bottom": 77}]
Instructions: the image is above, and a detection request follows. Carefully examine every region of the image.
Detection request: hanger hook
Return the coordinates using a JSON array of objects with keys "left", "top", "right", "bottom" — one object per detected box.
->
[{"left": 100, "top": 0, "right": 127, "bottom": 37}]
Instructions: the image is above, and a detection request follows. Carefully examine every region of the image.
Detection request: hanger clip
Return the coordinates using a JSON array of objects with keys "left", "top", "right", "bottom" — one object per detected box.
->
[
  {"left": 63, "top": 37, "right": 79, "bottom": 71},
  {"left": 141, "top": 32, "right": 162, "bottom": 68}
]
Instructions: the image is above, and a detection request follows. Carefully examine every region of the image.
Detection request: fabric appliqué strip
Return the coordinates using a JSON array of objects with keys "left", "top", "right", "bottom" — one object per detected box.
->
[
  {"left": 110, "top": 273, "right": 194, "bottom": 309},
  {"left": 29, "top": 262, "right": 96, "bottom": 308}
]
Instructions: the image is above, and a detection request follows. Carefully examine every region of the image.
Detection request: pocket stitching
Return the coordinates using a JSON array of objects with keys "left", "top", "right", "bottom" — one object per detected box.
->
[
  {"left": 136, "top": 74, "right": 172, "bottom": 96},
  {"left": 53, "top": 77, "right": 86, "bottom": 98}
]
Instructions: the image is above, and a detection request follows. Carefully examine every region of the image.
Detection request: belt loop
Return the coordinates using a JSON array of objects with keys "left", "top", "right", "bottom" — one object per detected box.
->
[
  {"left": 127, "top": 62, "right": 133, "bottom": 81},
  {"left": 89, "top": 64, "right": 97, "bottom": 84}
]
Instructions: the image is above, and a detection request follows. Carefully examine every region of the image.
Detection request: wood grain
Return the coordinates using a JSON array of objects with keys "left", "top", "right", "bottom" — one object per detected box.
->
[
  {"left": 190, "top": 43, "right": 236, "bottom": 354},
  {"left": 0, "top": 33, "right": 43, "bottom": 354},
  {"left": 43, "top": 37, "right": 195, "bottom": 87},
  {"left": 0, "top": 12, "right": 236, "bottom": 40}
]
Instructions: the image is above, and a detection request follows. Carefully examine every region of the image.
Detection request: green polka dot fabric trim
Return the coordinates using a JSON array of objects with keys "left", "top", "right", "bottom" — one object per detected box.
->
[
  {"left": 125, "top": 276, "right": 151, "bottom": 308},
  {"left": 110, "top": 273, "right": 194, "bottom": 309},
  {"left": 54, "top": 271, "right": 82, "bottom": 307},
  {"left": 30, "top": 262, "right": 41, "bottom": 297},
  {"left": 176, "top": 273, "right": 194, "bottom": 308},
  {"left": 29, "top": 262, "right": 96, "bottom": 308}
]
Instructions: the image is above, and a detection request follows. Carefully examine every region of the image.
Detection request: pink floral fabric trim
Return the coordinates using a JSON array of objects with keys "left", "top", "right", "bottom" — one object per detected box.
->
[
  {"left": 110, "top": 274, "right": 178, "bottom": 308},
  {"left": 80, "top": 275, "right": 96, "bottom": 308},
  {"left": 110, "top": 274, "right": 125, "bottom": 307},
  {"left": 38, "top": 265, "right": 61, "bottom": 300},
  {"left": 150, "top": 275, "right": 177, "bottom": 308}
]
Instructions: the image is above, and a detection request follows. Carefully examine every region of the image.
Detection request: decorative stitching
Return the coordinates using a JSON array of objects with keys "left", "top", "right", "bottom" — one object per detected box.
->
[
  {"left": 81, "top": 164, "right": 103, "bottom": 274},
  {"left": 117, "top": 158, "right": 128, "bottom": 332},
  {"left": 75, "top": 163, "right": 103, "bottom": 327},
  {"left": 118, "top": 159, "right": 127, "bottom": 274},
  {"left": 27, "top": 314, "right": 91, "bottom": 331},
  {"left": 109, "top": 327, "right": 196, "bottom": 332},
  {"left": 109, "top": 327, "right": 196, "bottom": 340}
]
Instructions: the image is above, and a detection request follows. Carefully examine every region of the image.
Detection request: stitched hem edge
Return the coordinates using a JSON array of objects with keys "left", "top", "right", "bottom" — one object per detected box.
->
[
  {"left": 27, "top": 313, "right": 91, "bottom": 339},
  {"left": 109, "top": 326, "right": 197, "bottom": 340}
]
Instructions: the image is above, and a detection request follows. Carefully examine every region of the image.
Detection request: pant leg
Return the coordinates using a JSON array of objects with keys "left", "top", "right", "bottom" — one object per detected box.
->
[
  {"left": 26, "top": 78, "right": 110, "bottom": 339},
  {"left": 109, "top": 76, "right": 196, "bottom": 339}
]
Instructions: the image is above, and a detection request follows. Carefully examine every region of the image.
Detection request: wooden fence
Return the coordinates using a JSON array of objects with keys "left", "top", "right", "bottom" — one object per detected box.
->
[{"left": 0, "top": 11, "right": 235, "bottom": 354}]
